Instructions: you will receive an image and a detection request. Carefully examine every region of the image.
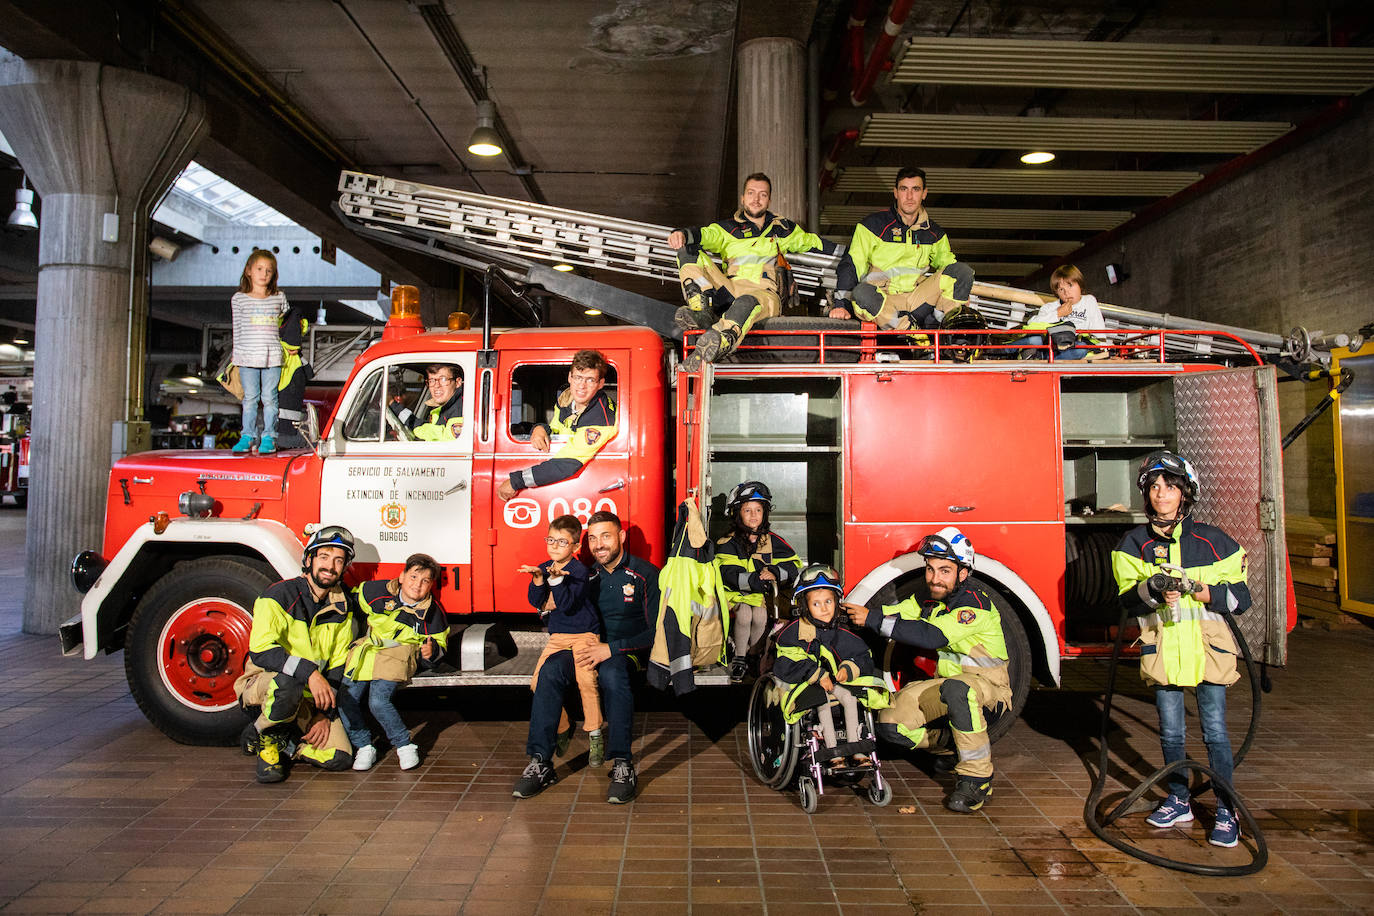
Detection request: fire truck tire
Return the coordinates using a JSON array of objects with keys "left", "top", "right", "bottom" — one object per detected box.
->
[{"left": 124, "top": 556, "right": 271, "bottom": 746}]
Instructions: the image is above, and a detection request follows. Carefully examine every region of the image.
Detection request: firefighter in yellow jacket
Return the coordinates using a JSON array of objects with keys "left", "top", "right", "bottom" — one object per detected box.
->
[
  {"left": 234, "top": 525, "right": 360, "bottom": 783},
  {"left": 668, "top": 172, "right": 839, "bottom": 370},
  {"left": 499, "top": 349, "right": 616, "bottom": 500},
  {"left": 834, "top": 167, "right": 975, "bottom": 333},
  {"left": 1111, "top": 450, "right": 1250, "bottom": 849},
  {"left": 845, "top": 526, "right": 1011, "bottom": 813}
]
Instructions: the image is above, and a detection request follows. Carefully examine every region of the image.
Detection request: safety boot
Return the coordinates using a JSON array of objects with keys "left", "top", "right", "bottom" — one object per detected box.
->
[
  {"left": 240, "top": 721, "right": 262, "bottom": 757},
  {"left": 674, "top": 305, "right": 713, "bottom": 334},
  {"left": 255, "top": 727, "right": 290, "bottom": 784},
  {"left": 682, "top": 326, "right": 739, "bottom": 372},
  {"left": 945, "top": 775, "right": 993, "bottom": 813}
]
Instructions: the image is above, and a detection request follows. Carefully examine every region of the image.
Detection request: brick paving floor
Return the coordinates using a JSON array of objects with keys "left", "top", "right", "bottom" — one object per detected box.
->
[{"left": 2, "top": 505, "right": 1373, "bottom": 914}]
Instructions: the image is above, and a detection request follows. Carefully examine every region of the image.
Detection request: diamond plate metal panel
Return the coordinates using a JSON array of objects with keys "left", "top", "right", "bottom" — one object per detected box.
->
[{"left": 1175, "top": 369, "right": 1287, "bottom": 664}]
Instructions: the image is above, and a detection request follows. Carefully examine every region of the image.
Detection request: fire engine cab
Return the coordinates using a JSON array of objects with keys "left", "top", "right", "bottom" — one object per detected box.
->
[{"left": 63, "top": 172, "right": 1306, "bottom": 746}]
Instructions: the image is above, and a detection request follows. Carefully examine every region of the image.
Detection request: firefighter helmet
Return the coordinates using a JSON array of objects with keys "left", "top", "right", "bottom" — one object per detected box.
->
[
  {"left": 940, "top": 307, "right": 988, "bottom": 362},
  {"left": 1047, "top": 320, "right": 1079, "bottom": 352},
  {"left": 727, "top": 480, "right": 772, "bottom": 513},
  {"left": 917, "top": 526, "right": 976, "bottom": 570},
  {"left": 794, "top": 563, "right": 844, "bottom": 626},
  {"left": 1136, "top": 450, "right": 1200, "bottom": 503},
  {"left": 303, "top": 524, "right": 355, "bottom": 568}
]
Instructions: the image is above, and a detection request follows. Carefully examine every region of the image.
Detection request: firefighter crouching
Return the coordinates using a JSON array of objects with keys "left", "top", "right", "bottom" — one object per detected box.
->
[
  {"left": 844, "top": 527, "right": 1011, "bottom": 813},
  {"left": 234, "top": 525, "right": 360, "bottom": 783}
]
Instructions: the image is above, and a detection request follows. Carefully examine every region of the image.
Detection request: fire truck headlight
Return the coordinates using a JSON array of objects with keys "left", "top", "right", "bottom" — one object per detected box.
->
[
  {"left": 178, "top": 491, "right": 217, "bottom": 518},
  {"left": 71, "top": 550, "right": 106, "bottom": 593}
]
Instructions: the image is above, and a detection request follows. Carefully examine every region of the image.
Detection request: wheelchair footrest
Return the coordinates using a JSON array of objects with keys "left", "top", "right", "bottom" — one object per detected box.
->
[{"left": 821, "top": 738, "right": 876, "bottom": 759}]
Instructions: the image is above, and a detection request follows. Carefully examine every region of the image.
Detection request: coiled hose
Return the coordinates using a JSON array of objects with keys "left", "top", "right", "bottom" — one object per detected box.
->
[{"left": 1082, "top": 602, "right": 1270, "bottom": 875}]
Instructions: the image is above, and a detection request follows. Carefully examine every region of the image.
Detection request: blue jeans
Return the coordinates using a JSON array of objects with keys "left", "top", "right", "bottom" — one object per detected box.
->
[
  {"left": 1012, "top": 334, "right": 1088, "bottom": 360},
  {"left": 527, "top": 650, "right": 639, "bottom": 762},
  {"left": 1155, "top": 683, "right": 1235, "bottom": 806},
  {"left": 339, "top": 677, "right": 410, "bottom": 750},
  {"left": 239, "top": 366, "right": 281, "bottom": 440}
]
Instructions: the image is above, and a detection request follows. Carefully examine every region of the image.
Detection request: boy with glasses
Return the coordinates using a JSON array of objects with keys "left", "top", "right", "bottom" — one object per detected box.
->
[{"left": 518, "top": 514, "right": 605, "bottom": 773}]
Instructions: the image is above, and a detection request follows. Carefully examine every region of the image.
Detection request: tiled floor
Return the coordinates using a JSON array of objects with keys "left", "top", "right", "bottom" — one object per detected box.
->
[{"left": 2, "top": 506, "right": 1372, "bottom": 915}]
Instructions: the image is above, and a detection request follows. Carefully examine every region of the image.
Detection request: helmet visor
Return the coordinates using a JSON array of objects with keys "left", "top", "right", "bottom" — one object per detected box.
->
[{"left": 917, "top": 534, "right": 960, "bottom": 564}]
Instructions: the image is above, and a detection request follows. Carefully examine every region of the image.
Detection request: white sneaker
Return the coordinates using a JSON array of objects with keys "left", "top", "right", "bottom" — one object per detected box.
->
[
  {"left": 352, "top": 745, "right": 378, "bottom": 771},
  {"left": 397, "top": 743, "right": 420, "bottom": 770}
]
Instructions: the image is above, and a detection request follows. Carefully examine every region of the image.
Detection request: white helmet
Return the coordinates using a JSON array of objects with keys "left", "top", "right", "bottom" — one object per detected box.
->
[{"left": 917, "top": 526, "right": 975, "bottom": 570}]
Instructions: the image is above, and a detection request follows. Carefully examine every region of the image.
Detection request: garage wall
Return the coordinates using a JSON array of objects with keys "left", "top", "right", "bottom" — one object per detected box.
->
[{"left": 1065, "top": 100, "right": 1374, "bottom": 519}]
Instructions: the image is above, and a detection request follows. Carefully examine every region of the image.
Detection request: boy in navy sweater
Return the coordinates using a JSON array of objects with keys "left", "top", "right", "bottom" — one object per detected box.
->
[{"left": 520, "top": 514, "right": 605, "bottom": 767}]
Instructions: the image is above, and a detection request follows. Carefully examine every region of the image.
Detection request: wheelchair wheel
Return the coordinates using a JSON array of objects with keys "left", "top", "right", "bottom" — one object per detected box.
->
[
  {"left": 798, "top": 775, "right": 819, "bottom": 814},
  {"left": 747, "top": 675, "right": 799, "bottom": 789},
  {"left": 868, "top": 780, "right": 893, "bottom": 806}
]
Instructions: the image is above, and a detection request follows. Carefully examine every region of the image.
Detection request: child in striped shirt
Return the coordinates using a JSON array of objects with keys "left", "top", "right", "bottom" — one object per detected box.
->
[{"left": 230, "top": 250, "right": 289, "bottom": 454}]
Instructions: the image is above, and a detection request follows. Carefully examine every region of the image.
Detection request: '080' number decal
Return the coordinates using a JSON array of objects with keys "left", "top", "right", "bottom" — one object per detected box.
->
[{"left": 503, "top": 496, "right": 619, "bottom": 529}]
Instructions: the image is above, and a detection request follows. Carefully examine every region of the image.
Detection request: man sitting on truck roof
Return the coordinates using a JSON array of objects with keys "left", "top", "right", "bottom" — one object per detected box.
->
[
  {"left": 498, "top": 349, "right": 616, "bottom": 501},
  {"left": 234, "top": 525, "right": 360, "bottom": 783},
  {"left": 669, "top": 172, "right": 840, "bottom": 371},
  {"left": 833, "top": 167, "right": 975, "bottom": 334}
]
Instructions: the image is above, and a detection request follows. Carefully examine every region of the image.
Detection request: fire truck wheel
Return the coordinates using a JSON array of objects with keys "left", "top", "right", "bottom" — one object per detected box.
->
[{"left": 124, "top": 556, "right": 271, "bottom": 746}]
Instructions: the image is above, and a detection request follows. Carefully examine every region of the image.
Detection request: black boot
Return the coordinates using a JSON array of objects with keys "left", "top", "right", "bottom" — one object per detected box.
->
[{"left": 945, "top": 775, "right": 993, "bottom": 813}]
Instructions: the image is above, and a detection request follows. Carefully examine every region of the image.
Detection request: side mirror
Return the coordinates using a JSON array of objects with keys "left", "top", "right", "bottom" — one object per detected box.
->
[{"left": 305, "top": 402, "right": 322, "bottom": 453}]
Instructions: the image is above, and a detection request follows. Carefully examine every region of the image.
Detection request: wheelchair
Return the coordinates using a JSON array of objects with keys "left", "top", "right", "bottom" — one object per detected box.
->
[{"left": 746, "top": 674, "right": 893, "bottom": 814}]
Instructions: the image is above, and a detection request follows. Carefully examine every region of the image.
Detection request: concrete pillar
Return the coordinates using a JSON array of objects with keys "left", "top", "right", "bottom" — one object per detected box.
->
[
  {"left": 737, "top": 38, "right": 806, "bottom": 222},
  {"left": 0, "top": 61, "right": 206, "bottom": 634}
]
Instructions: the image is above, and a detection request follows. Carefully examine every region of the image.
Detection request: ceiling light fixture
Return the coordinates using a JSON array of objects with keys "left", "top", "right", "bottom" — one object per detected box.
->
[
  {"left": 584, "top": 308, "right": 602, "bottom": 316},
  {"left": 12, "top": 337, "right": 29, "bottom": 345},
  {"left": 1020, "top": 151, "right": 1055, "bottom": 165},
  {"left": 467, "top": 100, "right": 503, "bottom": 157},
  {"left": 553, "top": 263, "right": 574, "bottom": 272},
  {"left": 7, "top": 174, "right": 38, "bottom": 231}
]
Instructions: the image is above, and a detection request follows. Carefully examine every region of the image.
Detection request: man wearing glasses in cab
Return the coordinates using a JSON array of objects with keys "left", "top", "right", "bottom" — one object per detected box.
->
[
  {"left": 394, "top": 363, "right": 464, "bottom": 441},
  {"left": 498, "top": 349, "right": 616, "bottom": 501}
]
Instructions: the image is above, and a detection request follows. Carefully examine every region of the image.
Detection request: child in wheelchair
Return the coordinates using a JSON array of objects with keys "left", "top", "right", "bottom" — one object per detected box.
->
[{"left": 773, "top": 564, "right": 890, "bottom": 775}]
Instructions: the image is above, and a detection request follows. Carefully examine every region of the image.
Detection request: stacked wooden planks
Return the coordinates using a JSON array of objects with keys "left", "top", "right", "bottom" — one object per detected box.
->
[{"left": 1286, "top": 515, "right": 1353, "bottom": 627}]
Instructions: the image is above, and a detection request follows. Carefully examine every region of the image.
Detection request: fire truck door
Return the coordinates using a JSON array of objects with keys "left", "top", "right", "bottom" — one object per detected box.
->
[
  {"left": 1173, "top": 366, "right": 1289, "bottom": 664},
  {"left": 491, "top": 351, "right": 632, "bottom": 614},
  {"left": 318, "top": 353, "right": 477, "bottom": 606}
]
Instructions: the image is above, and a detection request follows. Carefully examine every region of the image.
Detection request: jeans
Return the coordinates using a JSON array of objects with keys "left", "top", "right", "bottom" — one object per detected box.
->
[
  {"left": 339, "top": 677, "right": 411, "bottom": 750},
  {"left": 239, "top": 365, "right": 281, "bottom": 440},
  {"left": 527, "top": 649, "right": 639, "bottom": 762},
  {"left": 1155, "top": 683, "right": 1235, "bottom": 806},
  {"left": 1012, "top": 334, "right": 1088, "bottom": 361}
]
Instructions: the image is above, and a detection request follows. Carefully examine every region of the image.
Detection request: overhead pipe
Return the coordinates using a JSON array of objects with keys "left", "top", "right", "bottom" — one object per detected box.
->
[
  {"left": 847, "top": 0, "right": 873, "bottom": 81},
  {"left": 851, "top": 0, "right": 914, "bottom": 106},
  {"left": 818, "top": 129, "right": 859, "bottom": 192}
]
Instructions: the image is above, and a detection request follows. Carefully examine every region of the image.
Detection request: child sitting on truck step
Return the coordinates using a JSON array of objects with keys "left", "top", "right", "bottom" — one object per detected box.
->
[
  {"left": 338, "top": 553, "right": 450, "bottom": 771},
  {"left": 520, "top": 514, "right": 606, "bottom": 767}
]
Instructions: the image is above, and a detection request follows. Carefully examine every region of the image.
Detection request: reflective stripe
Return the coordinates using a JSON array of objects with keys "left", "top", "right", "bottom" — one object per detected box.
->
[
  {"left": 372, "top": 637, "right": 403, "bottom": 648},
  {"left": 282, "top": 655, "right": 301, "bottom": 677},
  {"left": 691, "top": 599, "right": 719, "bottom": 622},
  {"left": 1225, "top": 588, "right": 1239, "bottom": 611},
  {"left": 940, "top": 650, "right": 1005, "bottom": 669},
  {"left": 879, "top": 616, "right": 898, "bottom": 638},
  {"left": 1137, "top": 606, "right": 1226, "bottom": 627},
  {"left": 957, "top": 743, "right": 991, "bottom": 761},
  {"left": 1135, "top": 580, "right": 1160, "bottom": 608},
  {"left": 727, "top": 254, "right": 772, "bottom": 267},
  {"left": 884, "top": 265, "right": 928, "bottom": 278},
  {"left": 668, "top": 655, "right": 693, "bottom": 675}
]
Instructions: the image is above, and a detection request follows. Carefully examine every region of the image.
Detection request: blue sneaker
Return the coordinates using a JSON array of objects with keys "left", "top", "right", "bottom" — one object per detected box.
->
[
  {"left": 258, "top": 435, "right": 276, "bottom": 454},
  {"left": 1146, "top": 793, "right": 1194, "bottom": 828},
  {"left": 1210, "top": 807, "right": 1240, "bottom": 847},
  {"left": 231, "top": 435, "right": 255, "bottom": 454}
]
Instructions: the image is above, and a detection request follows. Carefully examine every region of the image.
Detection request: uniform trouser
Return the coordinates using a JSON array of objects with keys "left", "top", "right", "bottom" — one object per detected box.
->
[
  {"left": 528, "top": 650, "right": 641, "bottom": 763},
  {"left": 852, "top": 262, "right": 975, "bottom": 331},
  {"left": 678, "top": 260, "right": 780, "bottom": 347},
  {"left": 815, "top": 686, "right": 862, "bottom": 754},
  {"left": 532, "top": 632, "right": 604, "bottom": 733},
  {"left": 237, "top": 669, "right": 352, "bottom": 768},
  {"left": 730, "top": 602, "right": 770, "bottom": 660},
  {"left": 1156, "top": 683, "right": 1235, "bottom": 807},
  {"left": 877, "top": 670, "right": 1010, "bottom": 779}
]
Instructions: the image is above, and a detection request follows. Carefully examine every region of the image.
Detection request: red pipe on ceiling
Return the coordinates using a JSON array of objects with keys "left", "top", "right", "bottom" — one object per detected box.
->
[{"left": 851, "top": 0, "right": 914, "bottom": 106}]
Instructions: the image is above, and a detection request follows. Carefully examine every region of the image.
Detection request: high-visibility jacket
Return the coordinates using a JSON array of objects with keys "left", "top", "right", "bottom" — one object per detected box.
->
[
  {"left": 870, "top": 583, "right": 1010, "bottom": 685},
  {"left": 510, "top": 388, "right": 617, "bottom": 491},
  {"left": 774, "top": 618, "right": 889, "bottom": 723},
  {"left": 680, "top": 209, "right": 837, "bottom": 288},
  {"left": 346, "top": 578, "right": 450, "bottom": 683},
  {"left": 837, "top": 206, "right": 959, "bottom": 296},
  {"left": 409, "top": 390, "right": 464, "bottom": 441},
  {"left": 714, "top": 530, "right": 802, "bottom": 609},
  {"left": 1111, "top": 518, "right": 1250, "bottom": 688},
  {"left": 245, "top": 577, "right": 359, "bottom": 693},
  {"left": 276, "top": 307, "right": 312, "bottom": 434},
  {"left": 650, "top": 500, "right": 731, "bottom": 695}
]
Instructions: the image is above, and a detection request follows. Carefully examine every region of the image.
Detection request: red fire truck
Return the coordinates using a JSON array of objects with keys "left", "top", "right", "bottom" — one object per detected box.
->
[{"left": 62, "top": 174, "right": 1302, "bottom": 745}]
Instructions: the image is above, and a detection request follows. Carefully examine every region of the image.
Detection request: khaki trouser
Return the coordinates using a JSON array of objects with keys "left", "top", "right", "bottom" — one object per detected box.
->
[
  {"left": 679, "top": 260, "right": 780, "bottom": 344},
  {"left": 854, "top": 271, "right": 964, "bottom": 331},
  {"left": 532, "top": 632, "right": 604, "bottom": 733},
  {"left": 878, "top": 671, "right": 1010, "bottom": 779},
  {"left": 236, "top": 667, "right": 352, "bottom": 766}
]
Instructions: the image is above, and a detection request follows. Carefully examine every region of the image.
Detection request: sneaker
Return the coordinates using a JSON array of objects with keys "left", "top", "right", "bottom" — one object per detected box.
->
[
  {"left": 352, "top": 744, "right": 378, "bottom": 771},
  {"left": 258, "top": 435, "right": 276, "bottom": 454},
  {"left": 1146, "top": 793, "right": 1194, "bottom": 828},
  {"left": 588, "top": 730, "right": 605, "bottom": 768},
  {"left": 231, "top": 435, "right": 255, "bottom": 454},
  {"left": 729, "top": 657, "right": 749, "bottom": 683},
  {"left": 240, "top": 721, "right": 261, "bottom": 756},
  {"left": 512, "top": 755, "right": 557, "bottom": 798},
  {"left": 255, "top": 728, "right": 289, "bottom": 784},
  {"left": 1210, "top": 807, "right": 1240, "bottom": 848},
  {"left": 607, "top": 758, "right": 637, "bottom": 804},
  {"left": 555, "top": 724, "right": 574, "bottom": 757},
  {"left": 396, "top": 743, "right": 420, "bottom": 771},
  {"left": 945, "top": 775, "right": 993, "bottom": 813}
]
